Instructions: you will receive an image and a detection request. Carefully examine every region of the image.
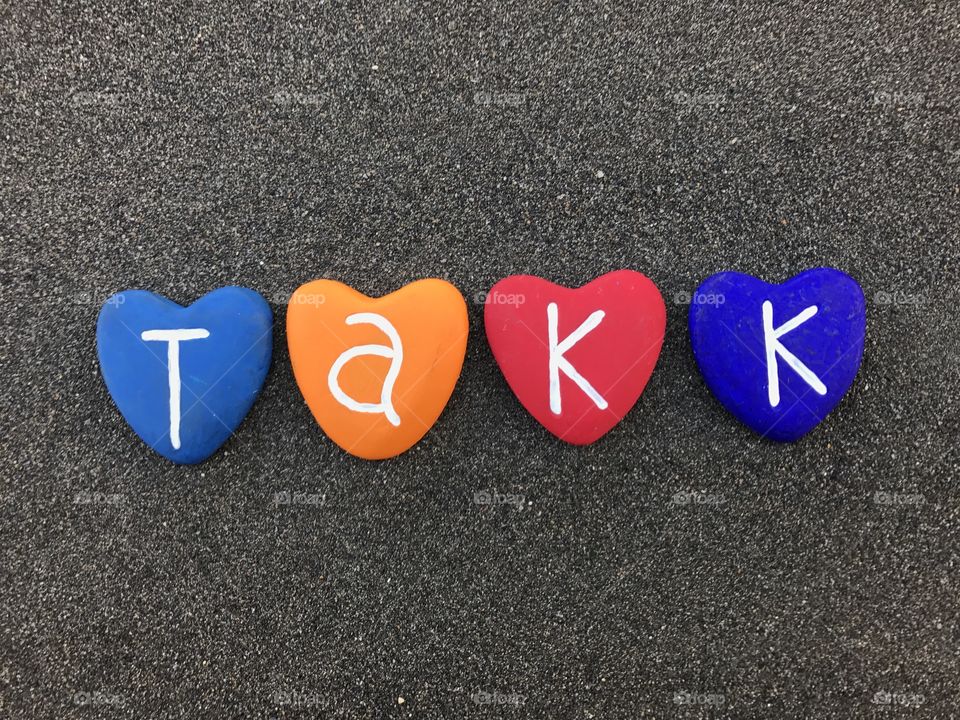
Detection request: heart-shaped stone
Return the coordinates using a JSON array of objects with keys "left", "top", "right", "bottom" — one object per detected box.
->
[
  {"left": 96, "top": 287, "right": 273, "bottom": 464},
  {"left": 484, "top": 270, "right": 666, "bottom": 444},
  {"left": 287, "top": 279, "right": 468, "bottom": 460},
  {"left": 688, "top": 268, "right": 866, "bottom": 441}
]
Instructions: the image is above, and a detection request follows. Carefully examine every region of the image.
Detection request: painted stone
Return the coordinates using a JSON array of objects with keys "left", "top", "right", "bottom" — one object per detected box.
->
[
  {"left": 96, "top": 287, "right": 273, "bottom": 464},
  {"left": 484, "top": 270, "right": 666, "bottom": 444},
  {"left": 286, "top": 279, "right": 468, "bottom": 460},
  {"left": 688, "top": 268, "right": 866, "bottom": 441}
]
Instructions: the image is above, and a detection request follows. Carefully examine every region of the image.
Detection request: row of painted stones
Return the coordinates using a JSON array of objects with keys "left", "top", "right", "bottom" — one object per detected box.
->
[{"left": 96, "top": 268, "right": 865, "bottom": 463}]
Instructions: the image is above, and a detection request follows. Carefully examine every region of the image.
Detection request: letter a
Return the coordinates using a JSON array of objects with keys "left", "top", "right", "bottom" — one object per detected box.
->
[
  {"left": 327, "top": 313, "right": 403, "bottom": 426},
  {"left": 547, "top": 302, "right": 608, "bottom": 415},
  {"left": 141, "top": 328, "right": 210, "bottom": 449},
  {"left": 762, "top": 300, "right": 827, "bottom": 407}
]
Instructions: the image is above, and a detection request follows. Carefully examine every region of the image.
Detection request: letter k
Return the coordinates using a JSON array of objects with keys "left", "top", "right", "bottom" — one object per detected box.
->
[
  {"left": 762, "top": 300, "right": 828, "bottom": 407},
  {"left": 547, "top": 302, "right": 608, "bottom": 415}
]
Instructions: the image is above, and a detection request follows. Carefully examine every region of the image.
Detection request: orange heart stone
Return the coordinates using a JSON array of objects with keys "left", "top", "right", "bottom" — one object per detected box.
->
[{"left": 286, "top": 279, "right": 468, "bottom": 459}]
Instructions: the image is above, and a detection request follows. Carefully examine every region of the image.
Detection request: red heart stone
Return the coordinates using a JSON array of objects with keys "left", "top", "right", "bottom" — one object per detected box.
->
[{"left": 484, "top": 270, "right": 666, "bottom": 444}]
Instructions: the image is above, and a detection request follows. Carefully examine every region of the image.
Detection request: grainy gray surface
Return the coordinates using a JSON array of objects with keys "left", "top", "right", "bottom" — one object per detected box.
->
[{"left": 2, "top": 1, "right": 959, "bottom": 718}]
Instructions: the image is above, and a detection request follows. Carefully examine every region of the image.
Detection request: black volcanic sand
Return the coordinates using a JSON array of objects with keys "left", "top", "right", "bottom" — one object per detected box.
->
[{"left": 2, "top": 2, "right": 959, "bottom": 717}]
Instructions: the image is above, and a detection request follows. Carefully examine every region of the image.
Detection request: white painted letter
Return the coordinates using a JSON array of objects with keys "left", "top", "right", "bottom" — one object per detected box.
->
[
  {"left": 762, "top": 300, "right": 827, "bottom": 407},
  {"left": 327, "top": 313, "right": 403, "bottom": 426},
  {"left": 140, "top": 328, "right": 210, "bottom": 449},
  {"left": 547, "top": 302, "right": 608, "bottom": 415}
]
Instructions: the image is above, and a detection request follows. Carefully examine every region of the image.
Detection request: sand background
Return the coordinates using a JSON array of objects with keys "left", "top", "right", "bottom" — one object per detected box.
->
[{"left": 2, "top": 2, "right": 958, "bottom": 717}]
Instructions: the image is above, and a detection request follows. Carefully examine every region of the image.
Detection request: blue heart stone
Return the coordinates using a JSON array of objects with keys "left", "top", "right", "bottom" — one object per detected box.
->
[
  {"left": 689, "top": 268, "right": 865, "bottom": 441},
  {"left": 96, "top": 287, "right": 273, "bottom": 464}
]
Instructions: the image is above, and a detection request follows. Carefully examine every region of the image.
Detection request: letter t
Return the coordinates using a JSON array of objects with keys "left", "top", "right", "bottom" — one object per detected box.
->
[{"left": 141, "top": 328, "right": 210, "bottom": 449}]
